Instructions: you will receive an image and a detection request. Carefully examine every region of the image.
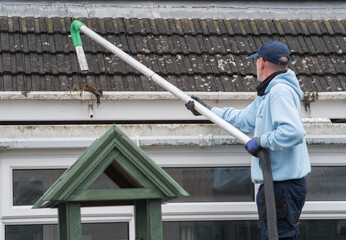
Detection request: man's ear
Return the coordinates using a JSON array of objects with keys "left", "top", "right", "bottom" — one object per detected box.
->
[{"left": 260, "top": 58, "right": 266, "bottom": 69}]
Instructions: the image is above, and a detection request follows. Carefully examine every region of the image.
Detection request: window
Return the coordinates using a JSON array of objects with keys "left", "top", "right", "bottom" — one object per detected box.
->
[
  {"left": 13, "top": 169, "right": 121, "bottom": 206},
  {"left": 5, "top": 222, "right": 129, "bottom": 240},
  {"left": 163, "top": 221, "right": 260, "bottom": 240},
  {"left": 305, "top": 167, "right": 346, "bottom": 201},
  {"left": 163, "top": 167, "right": 253, "bottom": 202},
  {"left": 163, "top": 220, "right": 346, "bottom": 240},
  {"left": 1, "top": 152, "right": 135, "bottom": 240},
  {"left": 13, "top": 169, "right": 66, "bottom": 206}
]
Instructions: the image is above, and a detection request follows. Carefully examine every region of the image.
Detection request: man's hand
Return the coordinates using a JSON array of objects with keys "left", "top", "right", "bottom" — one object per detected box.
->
[
  {"left": 245, "top": 137, "right": 263, "bottom": 157},
  {"left": 185, "top": 96, "right": 212, "bottom": 116}
]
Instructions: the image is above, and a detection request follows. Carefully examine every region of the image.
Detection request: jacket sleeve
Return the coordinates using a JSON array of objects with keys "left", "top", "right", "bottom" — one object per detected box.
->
[
  {"left": 260, "top": 87, "right": 306, "bottom": 151},
  {"left": 211, "top": 98, "right": 259, "bottom": 133}
]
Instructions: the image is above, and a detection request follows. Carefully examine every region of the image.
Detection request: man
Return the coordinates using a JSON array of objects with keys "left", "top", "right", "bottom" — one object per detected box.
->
[{"left": 186, "top": 41, "right": 311, "bottom": 240}]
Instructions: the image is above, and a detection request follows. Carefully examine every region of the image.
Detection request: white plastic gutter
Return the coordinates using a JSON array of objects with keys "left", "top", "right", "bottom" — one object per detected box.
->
[
  {"left": 1, "top": 91, "right": 345, "bottom": 101},
  {"left": 0, "top": 91, "right": 345, "bottom": 121}
]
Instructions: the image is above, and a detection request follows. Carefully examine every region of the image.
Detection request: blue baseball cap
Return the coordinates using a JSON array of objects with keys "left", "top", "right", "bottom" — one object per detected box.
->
[{"left": 248, "top": 41, "right": 290, "bottom": 66}]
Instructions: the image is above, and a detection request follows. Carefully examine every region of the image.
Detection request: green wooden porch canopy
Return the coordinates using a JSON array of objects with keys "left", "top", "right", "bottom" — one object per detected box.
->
[
  {"left": 33, "top": 124, "right": 188, "bottom": 209},
  {"left": 33, "top": 125, "right": 188, "bottom": 240}
]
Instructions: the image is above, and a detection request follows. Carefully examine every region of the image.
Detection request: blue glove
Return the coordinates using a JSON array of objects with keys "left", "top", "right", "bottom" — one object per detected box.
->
[{"left": 245, "top": 137, "right": 263, "bottom": 157}]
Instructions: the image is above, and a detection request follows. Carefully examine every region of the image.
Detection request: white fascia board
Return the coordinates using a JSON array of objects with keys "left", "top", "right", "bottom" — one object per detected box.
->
[{"left": 0, "top": 91, "right": 345, "bottom": 121}]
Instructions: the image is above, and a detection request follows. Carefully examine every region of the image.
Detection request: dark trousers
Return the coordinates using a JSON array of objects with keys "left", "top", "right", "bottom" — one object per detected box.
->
[{"left": 256, "top": 178, "right": 307, "bottom": 240}]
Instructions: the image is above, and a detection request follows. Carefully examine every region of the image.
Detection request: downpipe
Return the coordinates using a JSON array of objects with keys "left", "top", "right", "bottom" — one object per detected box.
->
[{"left": 71, "top": 20, "right": 279, "bottom": 239}]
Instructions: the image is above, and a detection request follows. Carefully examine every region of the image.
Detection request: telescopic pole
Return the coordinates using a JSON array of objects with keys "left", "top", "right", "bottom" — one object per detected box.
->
[{"left": 71, "top": 20, "right": 278, "bottom": 239}]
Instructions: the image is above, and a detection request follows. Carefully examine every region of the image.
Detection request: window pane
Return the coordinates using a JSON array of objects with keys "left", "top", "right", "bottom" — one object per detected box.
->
[
  {"left": 163, "top": 221, "right": 260, "bottom": 240},
  {"left": 82, "top": 222, "right": 128, "bottom": 240},
  {"left": 298, "top": 220, "right": 346, "bottom": 240},
  {"left": 163, "top": 167, "right": 254, "bottom": 202},
  {"left": 13, "top": 169, "right": 66, "bottom": 206},
  {"left": 6, "top": 223, "right": 129, "bottom": 240},
  {"left": 6, "top": 225, "right": 58, "bottom": 240},
  {"left": 305, "top": 167, "right": 346, "bottom": 201},
  {"left": 163, "top": 220, "right": 346, "bottom": 240},
  {"left": 13, "top": 169, "right": 120, "bottom": 206}
]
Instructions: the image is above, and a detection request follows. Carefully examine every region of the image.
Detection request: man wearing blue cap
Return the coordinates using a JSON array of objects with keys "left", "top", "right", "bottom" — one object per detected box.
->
[{"left": 186, "top": 41, "right": 311, "bottom": 239}]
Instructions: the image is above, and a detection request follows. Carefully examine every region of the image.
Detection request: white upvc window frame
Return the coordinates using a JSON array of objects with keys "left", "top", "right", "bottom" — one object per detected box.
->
[
  {"left": 1, "top": 140, "right": 346, "bottom": 240},
  {"left": 0, "top": 149, "right": 135, "bottom": 240}
]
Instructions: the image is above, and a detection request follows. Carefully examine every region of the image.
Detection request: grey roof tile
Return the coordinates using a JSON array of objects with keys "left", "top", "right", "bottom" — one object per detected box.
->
[
  {"left": 206, "top": 19, "right": 220, "bottom": 35},
  {"left": 124, "top": 19, "right": 134, "bottom": 34},
  {"left": 0, "top": 17, "right": 344, "bottom": 92},
  {"left": 305, "top": 20, "right": 320, "bottom": 35},
  {"left": 114, "top": 18, "right": 126, "bottom": 34},
  {"left": 148, "top": 19, "right": 159, "bottom": 35},
  {"left": 217, "top": 20, "right": 228, "bottom": 35},
  {"left": 330, "top": 20, "right": 344, "bottom": 35},
  {"left": 10, "top": 17, "right": 21, "bottom": 32},
  {"left": 255, "top": 20, "right": 271, "bottom": 35},
  {"left": 181, "top": 19, "right": 193, "bottom": 35},
  {"left": 104, "top": 18, "right": 115, "bottom": 33},
  {"left": 230, "top": 20, "right": 244, "bottom": 35},
  {"left": 281, "top": 20, "right": 295, "bottom": 35},
  {"left": 155, "top": 19, "right": 167, "bottom": 35},
  {"left": 192, "top": 19, "right": 203, "bottom": 35},
  {"left": 0, "top": 17, "right": 8, "bottom": 32},
  {"left": 1, "top": 32, "right": 10, "bottom": 52}
]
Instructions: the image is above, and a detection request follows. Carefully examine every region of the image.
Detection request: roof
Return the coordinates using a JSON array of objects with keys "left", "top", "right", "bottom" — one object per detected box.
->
[
  {"left": 33, "top": 124, "right": 188, "bottom": 208},
  {"left": 0, "top": 17, "right": 345, "bottom": 92}
]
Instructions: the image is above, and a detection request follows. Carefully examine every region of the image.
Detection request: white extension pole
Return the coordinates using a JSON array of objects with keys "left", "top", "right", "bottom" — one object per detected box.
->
[{"left": 79, "top": 25, "right": 251, "bottom": 144}]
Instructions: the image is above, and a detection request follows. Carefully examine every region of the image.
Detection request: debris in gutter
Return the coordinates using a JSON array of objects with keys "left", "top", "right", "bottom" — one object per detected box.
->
[
  {"left": 83, "top": 82, "right": 103, "bottom": 105},
  {"left": 302, "top": 91, "right": 319, "bottom": 112},
  {"left": 21, "top": 91, "right": 30, "bottom": 97}
]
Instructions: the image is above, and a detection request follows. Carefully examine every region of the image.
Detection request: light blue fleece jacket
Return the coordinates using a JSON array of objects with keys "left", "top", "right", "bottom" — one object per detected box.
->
[{"left": 212, "top": 69, "right": 311, "bottom": 183}]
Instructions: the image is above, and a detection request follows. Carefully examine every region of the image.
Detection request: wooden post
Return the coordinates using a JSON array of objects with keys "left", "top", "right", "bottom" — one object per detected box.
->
[
  {"left": 135, "top": 199, "right": 163, "bottom": 240},
  {"left": 58, "top": 202, "right": 82, "bottom": 240}
]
